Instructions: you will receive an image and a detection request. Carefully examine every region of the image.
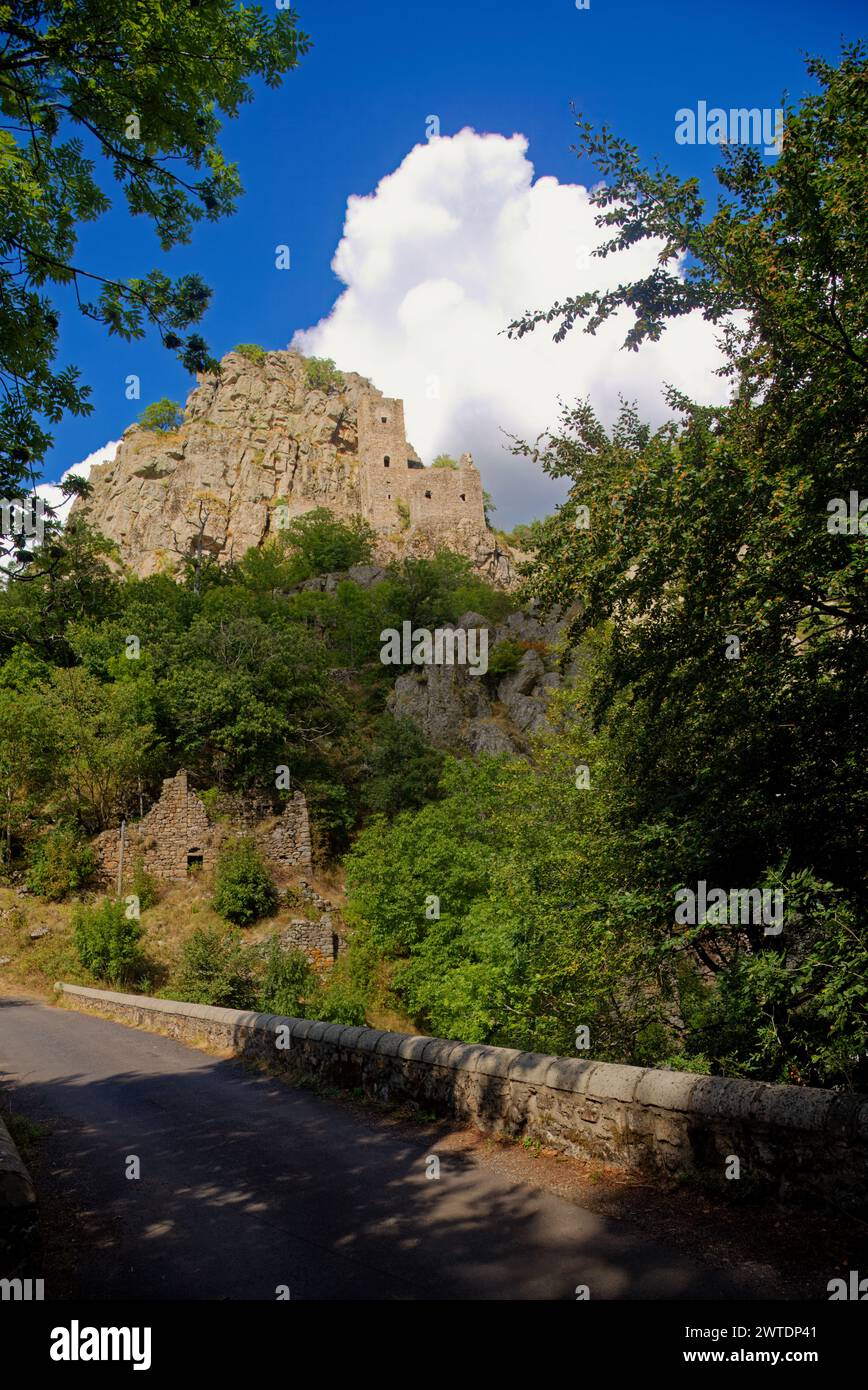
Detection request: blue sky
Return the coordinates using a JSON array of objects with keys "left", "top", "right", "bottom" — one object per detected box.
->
[{"left": 45, "top": 0, "right": 865, "bottom": 523}]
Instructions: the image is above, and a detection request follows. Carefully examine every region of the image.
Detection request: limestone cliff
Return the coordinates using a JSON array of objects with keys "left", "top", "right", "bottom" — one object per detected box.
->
[{"left": 72, "top": 349, "right": 521, "bottom": 584}]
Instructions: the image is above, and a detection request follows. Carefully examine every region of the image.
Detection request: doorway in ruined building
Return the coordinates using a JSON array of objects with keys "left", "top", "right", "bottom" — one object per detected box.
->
[{"left": 187, "top": 850, "right": 204, "bottom": 872}]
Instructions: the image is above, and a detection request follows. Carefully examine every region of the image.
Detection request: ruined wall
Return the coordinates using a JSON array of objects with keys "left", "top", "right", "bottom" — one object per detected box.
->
[
  {"left": 93, "top": 775, "right": 313, "bottom": 886},
  {"left": 277, "top": 917, "right": 336, "bottom": 963},
  {"left": 357, "top": 390, "right": 486, "bottom": 534},
  {"left": 264, "top": 792, "right": 312, "bottom": 871},
  {"left": 403, "top": 458, "right": 484, "bottom": 529}
]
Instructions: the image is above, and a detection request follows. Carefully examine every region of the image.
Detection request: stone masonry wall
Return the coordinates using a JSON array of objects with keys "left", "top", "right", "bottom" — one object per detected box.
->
[
  {"left": 57, "top": 985, "right": 868, "bottom": 1215},
  {"left": 265, "top": 791, "right": 312, "bottom": 871},
  {"left": 357, "top": 390, "right": 486, "bottom": 533},
  {"left": 94, "top": 775, "right": 312, "bottom": 886}
]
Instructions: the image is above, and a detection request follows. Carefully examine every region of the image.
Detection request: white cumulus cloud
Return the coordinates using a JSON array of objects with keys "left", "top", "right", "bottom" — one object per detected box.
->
[
  {"left": 35, "top": 440, "right": 119, "bottom": 524},
  {"left": 294, "top": 128, "right": 732, "bottom": 527}
]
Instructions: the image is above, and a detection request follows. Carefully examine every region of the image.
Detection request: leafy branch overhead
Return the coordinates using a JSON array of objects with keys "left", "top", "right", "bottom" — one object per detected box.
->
[
  {"left": 0, "top": 0, "right": 311, "bottom": 505},
  {"left": 507, "top": 42, "right": 867, "bottom": 389}
]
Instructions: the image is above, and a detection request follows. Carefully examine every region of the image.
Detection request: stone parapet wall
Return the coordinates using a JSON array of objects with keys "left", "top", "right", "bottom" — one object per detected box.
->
[{"left": 56, "top": 985, "right": 868, "bottom": 1214}]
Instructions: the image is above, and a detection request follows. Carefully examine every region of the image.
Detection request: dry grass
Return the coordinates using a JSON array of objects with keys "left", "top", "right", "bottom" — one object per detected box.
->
[{"left": 0, "top": 863, "right": 348, "bottom": 1002}]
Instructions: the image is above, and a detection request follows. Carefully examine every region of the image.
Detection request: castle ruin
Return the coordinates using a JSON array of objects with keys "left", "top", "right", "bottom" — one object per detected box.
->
[{"left": 72, "top": 351, "right": 497, "bottom": 579}]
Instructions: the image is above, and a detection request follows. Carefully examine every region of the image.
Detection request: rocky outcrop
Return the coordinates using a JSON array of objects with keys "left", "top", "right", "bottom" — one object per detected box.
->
[
  {"left": 71, "top": 349, "right": 522, "bottom": 586},
  {"left": 388, "top": 606, "right": 570, "bottom": 755}
]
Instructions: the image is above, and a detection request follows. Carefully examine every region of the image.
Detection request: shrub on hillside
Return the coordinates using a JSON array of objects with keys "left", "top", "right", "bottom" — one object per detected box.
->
[
  {"left": 26, "top": 827, "right": 97, "bottom": 900},
  {"left": 366, "top": 717, "right": 443, "bottom": 816},
  {"left": 310, "top": 960, "right": 369, "bottom": 1027},
  {"left": 304, "top": 356, "right": 344, "bottom": 393},
  {"left": 259, "top": 939, "right": 315, "bottom": 1017},
  {"left": 173, "top": 926, "right": 255, "bottom": 1008},
  {"left": 278, "top": 507, "right": 375, "bottom": 576},
  {"left": 73, "top": 899, "right": 144, "bottom": 987},
  {"left": 137, "top": 398, "right": 183, "bottom": 432},
  {"left": 131, "top": 858, "right": 159, "bottom": 911},
  {"left": 233, "top": 343, "right": 266, "bottom": 365},
  {"left": 485, "top": 638, "right": 524, "bottom": 680},
  {"left": 212, "top": 837, "right": 277, "bottom": 926}
]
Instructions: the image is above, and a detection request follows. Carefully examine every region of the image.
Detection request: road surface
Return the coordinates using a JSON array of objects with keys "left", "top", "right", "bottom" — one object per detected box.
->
[{"left": 0, "top": 994, "right": 766, "bottom": 1300}]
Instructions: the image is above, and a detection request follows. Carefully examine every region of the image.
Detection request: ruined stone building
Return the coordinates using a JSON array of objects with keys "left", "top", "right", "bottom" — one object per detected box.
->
[
  {"left": 94, "top": 773, "right": 312, "bottom": 890},
  {"left": 92, "top": 772, "right": 335, "bottom": 962}
]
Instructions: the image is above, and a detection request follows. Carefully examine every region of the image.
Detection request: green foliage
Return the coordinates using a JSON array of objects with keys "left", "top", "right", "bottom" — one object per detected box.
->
[
  {"left": 137, "top": 399, "right": 183, "bottom": 433},
  {"left": 431, "top": 454, "right": 458, "bottom": 469},
  {"left": 0, "top": 0, "right": 310, "bottom": 528},
  {"left": 487, "top": 47, "right": 867, "bottom": 1085},
  {"left": 395, "top": 498, "right": 410, "bottom": 531},
  {"left": 276, "top": 508, "right": 376, "bottom": 578},
  {"left": 365, "top": 718, "right": 443, "bottom": 816},
  {"left": 310, "top": 957, "right": 369, "bottom": 1027},
  {"left": 26, "top": 826, "right": 96, "bottom": 900},
  {"left": 485, "top": 638, "right": 524, "bottom": 679},
  {"left": 304, "top": 357, "right": 345, "bottom": 393},
  {"left": 73, "top": 898, "right": 144, "bottom": 987},
  {"left": 131, "top": 858, "right": 159, "bottom": 912},
  {"left": 173, "top": 926, "right": 255, "bottom": 1008},
  {"left": 383, "top": 551, "right": 512, "bottom": 629},
  {"left": 233, "top": 343, "right": 267, "bottom": 365},
  {"left": 212, "top": 837, "right": 278, "bottom": 926},
  {"left": 304, "top": 779, "right": 356, "bottom": 857},
  {"left": 500, "top": 518, "right": 549, "bottom": 551},
  {"left": 259, "top": 939, "right": 316, "bottom": 1017}
]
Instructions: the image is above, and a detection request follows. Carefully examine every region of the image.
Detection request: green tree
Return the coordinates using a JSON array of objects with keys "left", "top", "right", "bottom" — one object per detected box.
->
[
  {"left": 26, "top": 824, "right": 96, "bottom": 899},
  {"left": 431, "top": 454, "right": 458, "bottom": 469},
  {"left": 138, "top": 399, "right": 183, "bottom": 433},
  {"left": 304, "top": 357, "right": 344, "bottom": 393},
  {"left": 0, "top": 0, "right": 310, "bottom": 533},
  {"left": 259, "top": 939, "right": 315, "bottom": 1017},
  {"left": 276, "top": 508, "right": 375, "bottom": 577},
  {"left": 212, "top": 836, "right": 278, "bottom": 927},
  {"left": 173, "top": 925, "right": 254, "bottom": 1007},
  {"left": 365, "top": 717, "right": 443, "bottom": 816},
  {"left": 497, "top": 46, "right": 868, "bottom": 1082}
]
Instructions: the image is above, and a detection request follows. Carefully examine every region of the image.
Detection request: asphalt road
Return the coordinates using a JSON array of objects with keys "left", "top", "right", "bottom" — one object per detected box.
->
[{"left": 0, "top": 995, "right": 764, "bottom": 1301}]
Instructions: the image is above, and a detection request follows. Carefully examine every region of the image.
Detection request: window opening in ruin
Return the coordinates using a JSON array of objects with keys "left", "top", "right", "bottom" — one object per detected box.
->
[
  {"left": 383, "top": 456, "right": 390, "bottom": 466},
  {"left": 424, "top": 490, "right": 431, "bottom": 498},
  {"left": 459, "top": 493, "right": 466, "bottom": 501},
  {"left": 381, "top": 416, "right": 387, "bottom": 423},
  {"left": 187, "top": 851, "right": 204, "bottom": 872}
]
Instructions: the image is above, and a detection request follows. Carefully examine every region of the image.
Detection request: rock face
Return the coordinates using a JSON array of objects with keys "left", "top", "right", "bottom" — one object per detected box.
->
[
  {"left": 387, "top": 606, "right": 570, "bottom": 755},
  {"left": 72, "top": 350, "right": 521, "bottom": 585}
]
